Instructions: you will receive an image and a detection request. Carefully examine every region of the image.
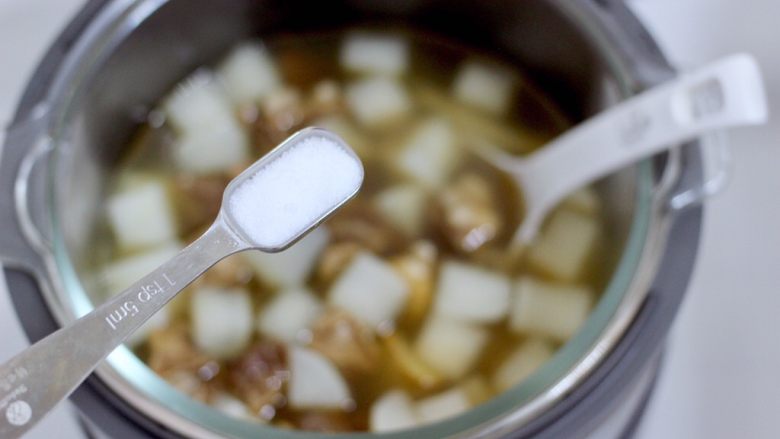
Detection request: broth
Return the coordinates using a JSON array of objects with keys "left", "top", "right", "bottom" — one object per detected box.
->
[{"left": 92, "top": 29, "right": 609, "bottom": 433}]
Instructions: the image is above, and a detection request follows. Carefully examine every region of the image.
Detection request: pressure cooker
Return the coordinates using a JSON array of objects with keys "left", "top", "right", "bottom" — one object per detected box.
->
[{"left": 0, "top": 0, "right": 714, "bottom": 437}]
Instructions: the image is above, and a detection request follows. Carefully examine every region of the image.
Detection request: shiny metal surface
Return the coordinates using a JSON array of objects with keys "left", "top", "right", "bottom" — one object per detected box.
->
[{"left": 0, "top": 220, "right": 245, "bottom": 438}]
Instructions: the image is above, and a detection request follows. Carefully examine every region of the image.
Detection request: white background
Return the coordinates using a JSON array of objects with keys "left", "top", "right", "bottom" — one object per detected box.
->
[{"left": 1, "top": 1, "right": 778, "bottom": 438}]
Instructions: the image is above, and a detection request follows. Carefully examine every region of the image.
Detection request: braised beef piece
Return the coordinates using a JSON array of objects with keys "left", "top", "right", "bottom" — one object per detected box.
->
[
  {"left": 433, "top": 173, "right": 502, "bottom": 253},
  {"left": 228, "top": 341, "right": 290, "bottom": 416},
  {"left": 146, "top": 324, "right": 222, "bottom": 402},
  {"left": 309, "top": 309, "right": 381, "bottom": 375}
]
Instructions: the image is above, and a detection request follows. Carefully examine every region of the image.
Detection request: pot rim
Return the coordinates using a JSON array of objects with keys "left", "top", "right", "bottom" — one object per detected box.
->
[{"left": 7, "top": 0, "right": 680, "bottom": 437}]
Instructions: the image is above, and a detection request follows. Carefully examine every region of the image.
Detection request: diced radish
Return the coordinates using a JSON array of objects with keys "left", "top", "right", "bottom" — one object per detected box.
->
[
  {"left": 453, "top": 60, "right": 516, "bottom": 115},
  {"left": 433, "top": 260, "right": 511, "bottom": 323},
  {"left": 172, "top": 123, "right": 249, "bottom": 174},
  {"left": 562, "top": 187, "right": 601, "bottom": 215},
  {"left": 396, "top": 118, "right": 460, "bottom": 189},
  {"left": 100, "top": 243, "right": 181, "bottom": 295},
  {"left": 328, "top": 252, "right": 409, "bottom": 327},
  {"left": 510, "top": 276, "right": 593, "bottom": 341},
  {"left": 218, "top": 43, "right": 282, "bottom": 105},
  {"left": 415, "top": 388, "right": 470, "bottom": 424},
  {"left": 414, "top": 317, "right": 487, "bottom": 379},
  {"left": 340, "top": 33, "right": 409, "bottom": 76},
  {"left": 243, "top": 227, "right": 329, "bottom": 288},
  {"left": 492, "top": 338, "right": 554, "bottom": 392},
  {"left": 287, "top": 346, "right": 352, "bottom": 410},
  {"left": 126, "top": 305, "right": 169, "bottom": 347},
  {"left": 346, "top": 76, "right": 410, "bottom": 127},
  {"left": 257, "top": 288, "right": 323, "bottom": 343},
  {"left": 191, "top": 287, "right": 253, "bottom": 359},
  {"left": 212, "top": 393, "right": 253, "bottom": 420},
  {"left": 527, "top": 209, "right": 599, "bottom": 281},
  {"left": 162, "top": 72, "right": 249, "bottom": 174},
  {"left": 373, "top": 184, "right": 428, "bottom": 236},
  {"left": 114, "top": 172, "right": 158, "bottom": 192},
  {"left": 370, "top": 390, "right": 419, "bottom": 432},
  {"left": 106, "top": 181, "right": 176, "bottom": 251},
  {"left": 163, "top": 71, "right": 236, "bottom": 135}
]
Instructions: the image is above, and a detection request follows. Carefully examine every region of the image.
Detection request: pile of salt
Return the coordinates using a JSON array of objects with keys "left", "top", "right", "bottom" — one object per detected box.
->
[{"left": 226, "top": 129, "right": 364, "bottom": 250}]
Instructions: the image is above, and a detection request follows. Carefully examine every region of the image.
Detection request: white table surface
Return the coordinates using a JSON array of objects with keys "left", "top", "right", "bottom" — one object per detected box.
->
[{"left": 1, "top": 1, "right": 778, "bottom": 438}]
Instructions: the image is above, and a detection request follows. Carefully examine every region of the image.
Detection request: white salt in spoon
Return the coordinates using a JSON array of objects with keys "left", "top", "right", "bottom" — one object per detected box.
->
[
  {"left": 0, "top": 127, "right": 363, "bottom": 438},
  {"left": 472, "top": 54, "right": 767, "bottom": 245}
]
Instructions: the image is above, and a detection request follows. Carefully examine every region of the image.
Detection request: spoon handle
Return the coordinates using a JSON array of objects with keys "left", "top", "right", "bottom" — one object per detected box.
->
[
  {"left": 518, "top": 54, "right": 767, "bottom": 239},
  {"left": 0, "top": 218, "right": 244, "bottom": 438}
]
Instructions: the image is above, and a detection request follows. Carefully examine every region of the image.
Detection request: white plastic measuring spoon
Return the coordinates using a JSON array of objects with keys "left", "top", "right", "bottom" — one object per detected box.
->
[
  {"left": 472, "top": 54, "right": 767, "bottom": 245},
  {"left": 0, "top": 128, "right": 363, "bottom": 438}
]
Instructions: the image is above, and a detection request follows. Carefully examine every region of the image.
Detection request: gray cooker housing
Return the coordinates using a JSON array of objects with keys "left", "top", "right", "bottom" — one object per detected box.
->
[{"left": 0, "top": 0, "right": 703, "bottom": 437}]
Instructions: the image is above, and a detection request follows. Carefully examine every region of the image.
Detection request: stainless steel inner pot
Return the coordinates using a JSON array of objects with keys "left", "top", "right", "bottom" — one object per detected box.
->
[{"left": 0, "top": 0, "right": 708, "bottom": 437}]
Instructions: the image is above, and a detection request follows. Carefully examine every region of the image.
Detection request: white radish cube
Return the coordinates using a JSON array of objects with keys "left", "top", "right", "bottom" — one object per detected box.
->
[
  {"left": 415, "top": 388, "right": 470, "bottom": 424},
  {"left": 527, "top": 209, "right": 599, "bottom": 281},
  {"left": 288, "top": 346, "right": 352, "bottom": 410},
  {"left": 433, "top": 260, "right": 511, "bottom": 323},
  {"left": 172, "top": 123, "right": 249, "bottom": 174},
  {"left": 162, "top": 72, "right": 249, "bottom": 174},
  {"left": 346, "top": 76, "right": 410, "bottom": 127},
  {"left": 101, "top": 243, "right": 181, "bottom": 295},
  {"left": 115, "top": 172, "right": 158, "bottom": 192},
  {"left": 243, "top": 227, "right": 329, "bottom": 288},
  {"left": 492, "top": 338, "right": 554, "bottom": 392},
  {"left": 396, "top": 118, "right": 460, "bottom": 189},
  {"left": 328, "top": 252, "right": 409, "bottom": 327},
  {"left": 107, "top": 181, "right": 176, "bottom": 251},
  {"left": 414, "top": 317, "right": 487, "bottom": 379},
  {"left": 370, "top": 390, "right": 419, "bottom": 432},
  {"left": 453, "top": 61, "right": 516, "bottom": 115},
  {"left": 191, "top": 287, "right": 253, "bottom": 359},
  {"left": 126, "top": 305, "right": 170, "bottom": 347},
  {"left": 340, "top": 33, "right": 409, "bottom": 76},
  {"left": 510, "top": 276, "right": 593, "bottom": 341},
  {"left": 163, "top": 72, "right": 236, "bottom": 134},
  {"left": 373, "top": 184, "right": 428, "bottom": 235},
  {"left": 257, "top": 288, "right": 323, "bottom": 343},
  {"left": 218, "top": 43, "right": 282, "bottom": 105},
  {"left": 562, "top": 187, "right": 600, "bottom": 215},
  {"left": 212, "top": 393, "right": 253, "bottom": 420}
]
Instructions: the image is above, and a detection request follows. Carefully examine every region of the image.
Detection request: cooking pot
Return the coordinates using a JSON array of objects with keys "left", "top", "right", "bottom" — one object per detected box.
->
[{"left": 0, "top": 0, "right": 716, "bottom": 437}]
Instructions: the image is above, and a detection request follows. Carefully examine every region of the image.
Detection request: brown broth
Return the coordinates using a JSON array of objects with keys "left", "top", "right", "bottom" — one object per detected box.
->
[{"left": 95, "top": 28, "right": 611, "bottom": 432}]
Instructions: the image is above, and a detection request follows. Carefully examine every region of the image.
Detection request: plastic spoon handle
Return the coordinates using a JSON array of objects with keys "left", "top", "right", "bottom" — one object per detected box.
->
[
  {"left": 516, "top": 53, "right": 767, "bottom": 242},
  {"left": 0, "top": 219, "right": 246, "bottom": 438}
]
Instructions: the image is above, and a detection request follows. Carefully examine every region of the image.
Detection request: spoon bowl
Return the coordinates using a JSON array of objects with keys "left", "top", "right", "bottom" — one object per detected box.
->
[{"left": 470, "top": 54, "right": 767, "bottom": 245}]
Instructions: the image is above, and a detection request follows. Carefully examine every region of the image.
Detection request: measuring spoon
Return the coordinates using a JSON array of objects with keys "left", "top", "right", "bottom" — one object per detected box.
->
[
  {"left": 471, "top": 54, "right": 767, "bottom": 245},
  {"left": 0, "top": 127, "right": 363, "bottom": 438}
]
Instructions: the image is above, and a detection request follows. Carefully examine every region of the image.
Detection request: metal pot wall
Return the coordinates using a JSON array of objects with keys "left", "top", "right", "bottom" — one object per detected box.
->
[{"left": 0, "top": 0, "right": 708, "bottom": 437}]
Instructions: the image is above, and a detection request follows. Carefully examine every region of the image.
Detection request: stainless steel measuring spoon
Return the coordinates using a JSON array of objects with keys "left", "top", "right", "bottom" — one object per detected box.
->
[
  {"left": 470, "top": 54, "right": 767, "bottom": 245},
  {"left": 0, "top": 127, "right": 364, "bottom": 438}
]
